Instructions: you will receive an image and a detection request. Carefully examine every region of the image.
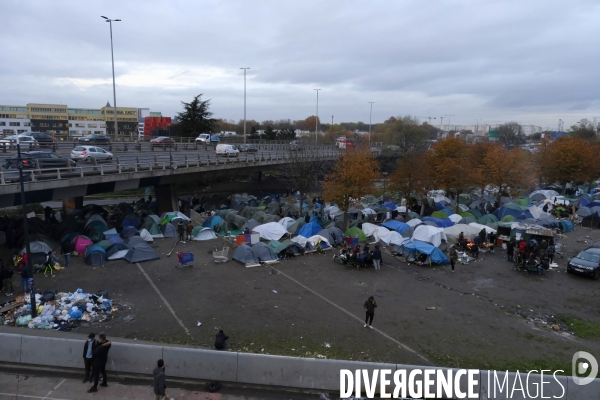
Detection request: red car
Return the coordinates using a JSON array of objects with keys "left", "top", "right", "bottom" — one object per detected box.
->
[{"left": 150, "top": 136, "right": 175, "bottom": 147}]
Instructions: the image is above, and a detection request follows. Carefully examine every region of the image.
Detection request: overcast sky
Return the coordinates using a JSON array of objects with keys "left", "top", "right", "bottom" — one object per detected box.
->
[{"left": 2, "top": 0, "right": 599, "bottom": 129}]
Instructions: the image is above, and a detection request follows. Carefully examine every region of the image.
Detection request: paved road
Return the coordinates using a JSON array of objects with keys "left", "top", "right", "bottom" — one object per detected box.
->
[{"left": 0, "top": 369, "right": 319, "bottom": 399}]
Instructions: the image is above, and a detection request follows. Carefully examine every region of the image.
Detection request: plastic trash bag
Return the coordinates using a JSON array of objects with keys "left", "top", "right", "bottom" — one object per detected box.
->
[
  {"left": 68, "top": 306, "right": 82, "bottom": 319},
  {"left": 16, "top": 314, "right": 32, "bottom": 326}
]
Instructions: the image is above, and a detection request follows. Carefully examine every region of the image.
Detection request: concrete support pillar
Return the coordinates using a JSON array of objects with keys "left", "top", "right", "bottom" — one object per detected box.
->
[
  {"left": 63, "top": 196, "right": 83, "bottom": 214},
  {"left": 253, "top": 170, "right": 262, "bottom": 183},
  {"left": 154, "top": 184, "right": 178, "bottom": 214}
]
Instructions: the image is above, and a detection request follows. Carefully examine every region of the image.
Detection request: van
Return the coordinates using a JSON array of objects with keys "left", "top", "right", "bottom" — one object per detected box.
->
[{"left": 215, "top": 144, "right": 239, "bottom": 157}]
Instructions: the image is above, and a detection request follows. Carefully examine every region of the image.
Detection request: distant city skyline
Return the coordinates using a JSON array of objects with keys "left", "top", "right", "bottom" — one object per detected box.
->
[{"left": 1, "top": 1, "right": 599, "bottom": 131}]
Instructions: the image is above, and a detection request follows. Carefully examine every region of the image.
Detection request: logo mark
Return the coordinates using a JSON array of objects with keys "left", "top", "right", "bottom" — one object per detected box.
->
[{"left": 572, "top": 351, "right": 598, "bottom": 385}]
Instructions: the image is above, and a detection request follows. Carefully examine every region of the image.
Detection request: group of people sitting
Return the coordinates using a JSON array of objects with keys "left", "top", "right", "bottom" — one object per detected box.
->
[
  {"left": 336, "top": 243, "right": 383, "bottom": 270},
  {"left": 456, "top": 228, "right": 496, "bottom": 259},
  {"left": 506, "top": 238, "right": 555, "bottom": 275}
]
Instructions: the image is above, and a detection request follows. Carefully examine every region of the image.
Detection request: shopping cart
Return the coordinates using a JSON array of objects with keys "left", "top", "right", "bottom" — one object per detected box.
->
[
  {"left": 176, "top": 252, "right": 194, "bottom": 268},
  {"left": 213, "top": 247, "right": 229, "bottom": 263}
]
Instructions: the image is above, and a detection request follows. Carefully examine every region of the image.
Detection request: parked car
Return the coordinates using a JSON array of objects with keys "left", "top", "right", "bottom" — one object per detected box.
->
[
  {"left": 289, "top": 140, "right": 302, "bottom": 151},
  {"left": 19, "top": 132, "right": 55, "bottom": 145},
  {"left": 3, "top": 151, "right": 75, "bottom": 170},
  {"left": 0, "top": 135, "right": 39, "bottom": 148},
  {"left": 150, "top": 136, "right": 175, "bottom": 147},
  {"left": 77, "top": 133, "right": 111, "bottom": 144},
  {"left": 215, "top": 144, "right": 239, "bottom": 157},
  {"left": 567, "top": 247, "right": 600, "bottom": 280},
  {"left": 195, "top": 134, "right": 220, "bottom": 144},
  {"left": 71, "top": 146, "right": 113, "bottom": 162},
  {"left": 238, "top": 144, "right": 258, "bottom": 152}
]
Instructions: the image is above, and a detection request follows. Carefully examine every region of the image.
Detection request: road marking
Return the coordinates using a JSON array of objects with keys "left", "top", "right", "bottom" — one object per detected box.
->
[
  {"left": 136, "top": 262, "right": 194, "bottom": 340},
  {"left": 0, "top": 392, "right": 72, "bottom": 400},
  {"left": 272, "top": 267, "right": 429, "bottom": 363},
  {"left": 41, "top": 378, "right": 66, "bottom": 400}
]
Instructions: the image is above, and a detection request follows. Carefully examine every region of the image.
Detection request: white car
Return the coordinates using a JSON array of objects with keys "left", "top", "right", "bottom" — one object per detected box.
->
[
  {"left": 215, "top": 144, "right": 239, "bottom": 157},
  {"left": 71, "top": 146, "right": 113, "bottom": 162}
]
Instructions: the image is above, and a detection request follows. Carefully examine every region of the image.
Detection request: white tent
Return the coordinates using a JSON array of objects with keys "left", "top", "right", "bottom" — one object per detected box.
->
[
  {"left": 252, "top": 222, "right": 288, "bottom": 241},
  {"left": 328, "top": 206, "right": 342, "bottom": 217},
  {"left": 396, "top": 206, "right": 407, "bottom": 213},
  {"left": 373, "top": 227, "right": 405, "bottom": 246},
  {"left": 448, "top": 214, "right": 463, "bottom": 224},
  {"left": 443, "top": 224, "right": 480, "bottom": 244},
  {"left": 468, "top": 222, "right": 497, "bottom": 234},
  {"left": 307, "top": 235, "right": 330, "bottom": 247},
  {"left": 530, "top": 189, "right": 560, "bottom": 200},
  {"left": 160, "top": 211, "right": 191, "bottom": 222},
  {"left": 192, "top": 227, "right": 217, "bottom": 241},
  {"left": 108, "top": 250, "right": 128, "bottom": 260},
  {"left": 278, "top": 217, "right": 295, "bottom": 229},
  {"left": 362, "top": 208, "right": 377, "bottom": 215},
  {"left": 406, "top": 218, "right": 422, "bottom": 227},
  {"left": 411, "top": 225, "right": 448, "bottom": 248},
  {"left": 139, "top": 228, "right": 154, "bottom": 242},
  {"left": 291, "top": 236, "right": 308, "bottom": 247},
  {"left": 360, "top": 223, "right": 379, "bottom": 237}
]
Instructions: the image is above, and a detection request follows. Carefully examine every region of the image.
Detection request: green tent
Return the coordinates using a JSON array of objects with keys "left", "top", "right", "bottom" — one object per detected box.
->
[
  {"left": 94, "top": 240, "right": 113, "bottom": 250},
  {"left": 141, "top": 218, "right": 161, "bottom": 235},
  {"left": 257, "top": 205, "right": 266, "bottom": 211},
  {"left": 345, "top": 227, "right": 367, "bottom": 242},
  {"left": 468, "top": 208, "right": 483, "bottom": 219},
  {"left": 431, "top": 211, "right": 448, "bottom": 219},
  {"left": 516, "top": 197, "right": 530, "bottom": 206},
  {"left": 407, "top": 211, "right": 420, "bottom": 220},
  {"left": 478, "top": 214, "right": 499, "bottom": 225},
  {"left": 268, "top": 239, "right": 294, "bottom": 255},
  {"left": 459, "top": 212, "right": 476, "bottom": 220},
  {"left": 501, "top": 215, "right": 516, "bottom": 222}
]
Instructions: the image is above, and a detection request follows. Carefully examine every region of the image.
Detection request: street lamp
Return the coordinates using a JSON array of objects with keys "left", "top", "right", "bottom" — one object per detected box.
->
[
  {"left": 368, "top": 102, "right": 375, "bottom": 144},
  {"left": 101, "top": 16, "right": 121, "bottom": 140},
  {"left": 314, "top": 89, "right": 321, "bottom": 144},
  {"left": 383, "top": 172, "right": 388, "bottom": 196},
  {"left": 15, "top": 137, "right": 36, "bottom": 318},
  {"left": 240, "top": 68, "right": 250, "bottom": 143}
]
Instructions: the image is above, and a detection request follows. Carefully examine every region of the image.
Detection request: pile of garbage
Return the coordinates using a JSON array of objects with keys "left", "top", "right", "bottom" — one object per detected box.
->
[{"left": 0, "top": 288, "right": 115, "bottom": 330}]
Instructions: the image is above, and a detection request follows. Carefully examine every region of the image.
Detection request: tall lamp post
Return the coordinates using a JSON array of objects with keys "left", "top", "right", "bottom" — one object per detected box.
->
[
  {"left": 368, "top": 102, "right": 375, "bottom": 144},
  {"left": 240, "top": 68, "right": 250, "bottom": 143},
  {"left": 101, "top": 16, "right": 121, "bottom": 140},
  {"left": 383, "top": 172, "right": 388, "bottom": 197},
  {"left": 314, "top": 89, "right": 321, "bottom": 144},
  {"left": 16, "top": 138, "right": 36, "bottom": 318}
]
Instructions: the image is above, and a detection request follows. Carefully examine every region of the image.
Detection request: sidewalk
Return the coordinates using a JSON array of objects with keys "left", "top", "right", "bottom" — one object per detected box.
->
[{"left": 0, "top": 370, "right": 319, "bottom": 400}]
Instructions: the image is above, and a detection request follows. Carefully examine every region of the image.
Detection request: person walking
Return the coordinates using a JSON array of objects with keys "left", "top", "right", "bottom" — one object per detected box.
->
[
  {"left": 177, "top": 221, "right": 186, "bottom": 244},
  {"left": 214, "top": 329, "right": 230, "bottom": 350},
  {"left": 82, "top": 333, "right": 98, "bottom": 383},
  {"left": 0, "top": 260, "right": 14, "bottom": 296},
  {"left": 372, "top": 245, "right": 382, "bottom": 271},
  {"left": 88, "top": 333, "right": 111, "bottom": 393},
  {"left": 61, "top": 240, "right": 71, "bottom": 268},
  {"left": 153, "top": 359, "right": 168, "bottom": 400},
  {"left": 363, "top": 296, "right": 377, "bottom": 329},
  {"left": 43, "top": 251, "right": 55, "bottom": 278},
  {"left": 450, "top": 250, "right": 456, "bottom": 273}
]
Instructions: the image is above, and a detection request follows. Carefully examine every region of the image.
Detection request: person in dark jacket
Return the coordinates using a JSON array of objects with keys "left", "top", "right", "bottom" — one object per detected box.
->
[
  {"left": 82, "top": 333, "right": 98, "bottom": 383},
  {"left": 304, "top": 213, "right": 310, "bottom": 223},
  {"left": 61, "top": 241, "right": 71, "bottom": 268},
  {"left": 214, "top": 329, "right": 229, "bottom": 350},
  {"left": 177, "top": 221, "right": 186, "bottom": 243},
  {"left": 372, "top": 245, "right": 382, "bottom": 271},
  {"left": 363, "top": 296, "right": 377, "bottom": 329},
  {"left": 88, "top": 333, "right": 111, "bottom": 393},
  {"left": 1, "top": 260, "right": 14, "bottom": 296},
  {"left": 153, "top": 359, "right": 167, "bottom": 400},
  {"left": 506, "top": 240, "right": 515, "bottom": 262},
  {"left": 44, "top": 206, "right": 53, "bottom": 224}
]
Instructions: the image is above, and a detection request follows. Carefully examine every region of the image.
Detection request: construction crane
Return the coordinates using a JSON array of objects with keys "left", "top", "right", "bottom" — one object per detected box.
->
[{"left": 558, "top": 119, "right": 564, "bottom": 132}]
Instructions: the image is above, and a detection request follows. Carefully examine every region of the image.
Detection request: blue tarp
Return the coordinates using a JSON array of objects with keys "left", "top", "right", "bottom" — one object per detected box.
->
[
  {"left": 202, "top": 215, "right": 224, "bottom": 229},
  {"left": 548, "top": 220, "right": 574, "bottom": 233},
  {"left": 381, "top": 220, "right": 411, "bottom": 235},
  {"left": 310, "top": 216, "right": 323, "bottom": 225},
  {"left": 381, "top": 202, "right": 396, "bottom": 210},
  {"left": 401, "top": 241, "right": 449, "bottom": 264},
  {"left": 296, "top": 222, "right": 322, "bottom": 238},
  {"left": 421, "top": 217, "right": 454, "bottom": 228}
]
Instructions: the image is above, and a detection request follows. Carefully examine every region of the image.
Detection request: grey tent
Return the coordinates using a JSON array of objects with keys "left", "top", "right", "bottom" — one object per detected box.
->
[
  {"left": 577, "top": 207, "right": 592, "bottom": 217},
  {"left": 316, "top": 229, "right": 335, "bottom": 245},
  {"left": 241, "top": 219, "right": 260, "bottom": 232},
  {"left": 160, "top": 223, "right": 177, "bottom": 238},
  {"left": 286, "top": 219, "right": 305, "bottom": 234},
  {"left": 106, "top": 242, "right": 130, "bottom": 258},
  {"left": 251, "top": 211, "right": 270, "bottom": 224},
  {"left": 251, "top": 242, "right": 278, "bottom": 262},
  {"left": 321, "top": 220, "right": 335, "bottom": 229},
  {"left": 262, "top": 214, "right": 281, "bottom": 224},
  {"left": 326, "top": 227, "right": 345, "bottom": 245},
  {"left": 21, "top": 240, "right": 52, "bottom": 255},
  {"left": 267, "top": 202, "right": 280, "bottom": 213},
  {"left": 232, "top": 244, "right": 258, "bottom": 264},
  {"left": 124, "top": 236, "right": 160, "bottom": 263},
  {"left": 240, "top": 206, "right": 258, "bottom": 219}
]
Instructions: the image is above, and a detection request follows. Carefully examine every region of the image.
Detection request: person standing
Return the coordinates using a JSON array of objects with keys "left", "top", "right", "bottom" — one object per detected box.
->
[
  {"left": 44, "top": 206, "right": 53, "bottom": 224},
  {"left": 506, "top": 240, "right": 515, "bottom": 262},
  {"left": 450, "top": 250, "right": 456, "bottom": 273},
  {"left": 214, "top": 329, "right": 229, "bottom": 350},
  {"left": 363, "top": 296, "right": 377, "bottom": 329},
  {"left": 61, "top": 240, "right": 71, "bottom": 268},
  {"left": 177, "top": 221, "right": 186, "bottom": 244},
  {"left": 186, "top": 222, "right": 194, "bottom": 241},
  {"left": 0, "top": 260, "right": 14, "bottom": 296},
  {"left": 472, "top": 243, "right": 479, "bottom": 260},
  {"left": 43, "top": 251, "right": 55, "bottom": 278},
  {"left": 153, "top": 359, "right": 168, "bottom": 400},
  {"left": 88, "top": 333, "right": 111, "bottom": 393},
  {"left": 82, "top": 333, "right": 98, "bottom": 383},
  {"left": 19, "top": 254, "right": 30, "bottom": 294},
  {"left": 546, "top": 243, "right": 555, "bottom": 264},
  {"left": 372, "top": 245, "right": 382, "bottom": 271}
]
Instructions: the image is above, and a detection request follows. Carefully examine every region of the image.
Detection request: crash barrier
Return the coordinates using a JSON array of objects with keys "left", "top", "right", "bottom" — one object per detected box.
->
[
  {"left": 0, "top": 150, "right": 338, "bottom": 186},
  {"left": 0, "top": 332, "right": 597, "bottom": 398}
]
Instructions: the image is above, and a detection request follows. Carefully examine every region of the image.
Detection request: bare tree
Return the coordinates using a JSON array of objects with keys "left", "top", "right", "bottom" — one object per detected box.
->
[{"left": 498, "top": 122, "right": 525, "bottom": 147}]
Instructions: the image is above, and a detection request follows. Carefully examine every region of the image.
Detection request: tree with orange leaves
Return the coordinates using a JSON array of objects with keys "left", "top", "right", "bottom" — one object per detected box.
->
[
  {"left": 481, "top": 145, "right": 535, "bottom": 202},
  {"left": 389, "top": 150, "right": 431, "bottom": 201},
  {"left": 467, "top": 141, "right": 497, "bottom": 196},
  {"left": 540, "top": 136, "right": 598, "bottom": 193},
  {"left": 322, "top": 146, "right": 380, "bottom": 213},
  {"left": 426, "top": 137, "right": 471, "bottom": 206}
]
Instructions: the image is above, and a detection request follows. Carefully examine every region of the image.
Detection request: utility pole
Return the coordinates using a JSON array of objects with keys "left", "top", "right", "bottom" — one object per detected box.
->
[
  {"left": 440, "top": 117, "right": 445, "bottom": 129},
  {"left": 314, "top": 89, "right": 321, "bottom": 144},
  {"left": 240, "top": 68, "right": 250, "bottom": 143},
  {"left": 101, "top": 16, "right": 121, "bottom": 140},
  {"left": 445, "top": 115, "right": 455, "bottom": 131},
  {"left": 331, "top": 115, "right": 334, "bottom": 129},
  {"left": 474, "top": 119, "right": 481, "bottom": 132},
  {"left": 368, "top": 102, "right": 374, "bottom": 144}
]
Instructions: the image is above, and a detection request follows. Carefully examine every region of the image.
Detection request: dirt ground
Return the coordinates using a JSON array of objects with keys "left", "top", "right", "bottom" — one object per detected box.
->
[{"left": 1, "top": 225, "right": 599, "bottom": 373}]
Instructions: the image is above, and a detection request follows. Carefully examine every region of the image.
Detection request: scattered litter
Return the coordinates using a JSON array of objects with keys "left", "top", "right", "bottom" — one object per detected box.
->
[
  {"left": 197, "top": 321, "right": 202, "bottom": 327},
  {"left": 324, "top": 343, "right": 331, "bottom": 348},
  {"left": 272, "top": 290, "right": 278, "bottom": 294},
  {"left": 261, "top": 348, "right": 264, "bottom": 352},
  {"left": 316, "top": 354, "right": 327, "bottom": 359},
  {"left": 274, "top": 306, "right": 278, "bottom": 309},
  {"left": 426, "top": 307, "right": 438, "bottom": 310}
]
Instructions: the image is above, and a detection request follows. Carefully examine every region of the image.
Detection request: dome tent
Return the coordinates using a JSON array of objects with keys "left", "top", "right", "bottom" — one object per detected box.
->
[
  {"left": 124, "top": 236, "right": 160, "bottom": 263},
  {"left": 344, "top": 227, "right": 367, "bottom": 242},
  {"left": 85, "top": 245, "right": 107, "bottom": 266},
  {"left": 251, "top": 242, "right": 278, "bottom": 262},
  {"left": 106, "top": 243, "right": 130, "bottom": 260},
  {"left": 232, "top": 244, "right": 258, "bottom": 264},
  {"left": 191, "top": 227, "right": 217, "bottom": 241}
]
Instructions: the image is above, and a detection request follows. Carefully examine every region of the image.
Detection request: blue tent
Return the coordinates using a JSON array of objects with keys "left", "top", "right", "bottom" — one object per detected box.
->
[
  {"left": 440, "top": 208, "right": 455, "bottom": 216},
  {"left": 202, "top": 215, "right": 224, "bottom": 229},
  {"left": 422, "top": 217, "right": 454, "bottom": 228},
  {"left": 85, "top": 245, "right": 107, "bottom": 267},
  {"left": 548, "top": 220, "right": 574, "bottom": 233},
  {"left": 494, "top": 204, "right": 533, "bottom": 220},
  {"left": 310, "top": 216, "right": 323, "bottom": 225},
  {"left": 587, "top": 201, "right": 600, "bottom": 208},
  {"left": 297, "top": 221, "right": 322, "bottom": 238},
  {"left": 435, "top": 202, "right": 445, "bottom": 210},
  {"left": 381, "top": 202, "right": 396, "bottom": 210},
  {"left": 121, "top": 218, "right": 140, "bottom": 228},
  {"left": 401, "top": 241, "right": 449, "bottom": 264},
  {"left": 381, "top": 220, "right": 411, "bottom": 235}
]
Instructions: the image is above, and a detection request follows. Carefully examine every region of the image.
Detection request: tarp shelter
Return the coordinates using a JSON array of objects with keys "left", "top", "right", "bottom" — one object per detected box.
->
[
  {"left": 72, "top": 235, "right": 93, "bottom": 254},
  {"left": 412, "top": 225, "right": 448, "bottom": 248},
  {"left": 251, "top": 242, "right": 278, "bottom": 262},
  {"left": 381, "top": 220, "right": 411, "bottom": 235},
  {"left": 401, "top": 240, "right": 449, "bottom": 265},
  {"left": 297, "top": 222, "right": 322, "bottom": 238},
  {"left": 421, "top": 217, "right": 454, "bottom": 228},
  {"left": 443, "top": 224, "right": 481, "bottom": 244},
  {"left": 468, "top": 222, "right": 497, "bottom": 234},
  {"left": 106, "top": 243, "right": 130, "bottom": 260},
  {"left": 406, "top": 218, "right": 422, "bottom": 227},
  {"left": 160, "top": 223, "right": 177, "bottom": 238},
  {"left": 307, "top": 235, "right": 331, "bottom": 249},
  {"left": 124, "top": 236, "right": 160, "bottom": 263},
  {"left": 232, "top": 244, "right": 258, "bottom": 264},
  {"left": 278, "top": 217, "right": 295, "bottom": 229},
  {"left": 252, "top": 222, "right": 288, "bottom": 241},
  {"left": 373, "top": 227, "right": 405, "bottom": 246},
  {"left": 85, "top": 245, "right": 107, "bottom": 266},
  {"left": 191, "top": 227, "right": 217, "bottom": 241},
  {"left": 360, "top": 223, "right": 379, "bottom": 237},
  {"left": 344, "top": 227, "right": 367, "bottom": 242}
]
